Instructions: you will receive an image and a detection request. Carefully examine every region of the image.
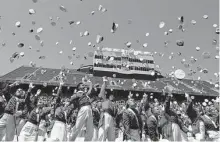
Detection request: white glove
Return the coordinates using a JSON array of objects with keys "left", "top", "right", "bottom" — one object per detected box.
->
[{"left": 29, "top": 83, "right": 35, "bottom": 89}]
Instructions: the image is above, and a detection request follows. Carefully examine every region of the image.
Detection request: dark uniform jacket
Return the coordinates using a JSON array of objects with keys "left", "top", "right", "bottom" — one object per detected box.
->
[{"left": 122, "top": 108, "right": 143, "bottom": 140}]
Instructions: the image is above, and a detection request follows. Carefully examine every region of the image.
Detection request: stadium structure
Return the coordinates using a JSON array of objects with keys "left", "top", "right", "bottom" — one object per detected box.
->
[{"left": 0, "top": 48, "right": 219, "bottom": 104}]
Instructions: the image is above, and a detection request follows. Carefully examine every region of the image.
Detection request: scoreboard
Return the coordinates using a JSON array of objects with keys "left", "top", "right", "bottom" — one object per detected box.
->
[{"left": 93, "top": 48, "right": 155, "bottom": 75}]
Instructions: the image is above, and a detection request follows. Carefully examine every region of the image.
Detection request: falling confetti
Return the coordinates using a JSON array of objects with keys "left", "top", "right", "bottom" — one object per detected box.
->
[
  {"left": 212, "top": 39, "right": 217, "bottom": 45},
  {"left": 39, "top": 56, "right": 46, "bottom": 59},
  {"left": 159, "top": 21, "right": 165, "bottom": 28},
  {"left": 72, "top": 47, "right": 76, "bottom": 51},
  {"left": 88, "top": 52, "right": 94, "bottom": 57},
  {"left": 181, "top": 59, "right": 186, "bottom": 64},
  {"left": 143, "top": 43, "right": 148, "bottom": 48},
  {"left": 43, "top": 82, "right": 47, "bottom": 87},
  {"left": 2, "top": 42, "right": 6, "bottom": 47},
  {"left": 178, "top": 16, "right": 184, "bottom": 23},
  {"left": 202, "top": 68, "right": 208, "bottom": 74},
  {"left": 15, "top": 21, "right": 21, "bottom": 28},
  {"left": 202, "top": 52, "right": 211, "bottom": 59},
  {"left": 80, "top": 32, "right": 83, "bottom": 37},
  {"left": 17, "top": 43, "right": 24, "bottom": 48},
  {"left": 98, "top": 5, "right": 103, "bottom": 11},
  {"left": 197, "top": 66, "right": 203, "bottom": 72},
  {"left": 215, "top": 55, "right": 219, "bottom": 59},
  {"left": 111, "top": 22, "right": 119, "bottom": 33},
  {"left": 174, "top": 69, "right": 186, "bottom": 79},
  {"left": 190, "top": 57, "right": 197, "bottom": 64},
  {"left": 96, "top": 35, "right": 104, "bottom": 44},
  {"left": 184, "top": 63, "right": 190, "bottom": 68},
  {"left": 125, "top": 42, "right": 132, "bottom": 48},
  {"left": 150, "top": 71, "right": 155, "bottom": 76},
  {"left": 10, "top": 52, "right": 19, "bottom": 62},
  {"left": 88, "top": 42, "right": 92, "bottom": 46},
  {"left": 69, "top": 21, "right": 74, "bottom": 25},
  {"left": 59, "top": 51, "right": 63, "bottom": 54},
  {"left": 91, "top": 11, "right": 95, "bottom": 15},
  {"left": 84, "top": 31, "right": 89, "bottom": 36},
  {"left": 70, "top": 62, "right": 73, "bottom": 65},
  {"left": 213, "top": 24, "right": 218, "bottom": 28},
  {"left": 145, "top": 33, "right": 150, "bottom": 36},
  {"left": 29, "top": 9, "right": 36, "bottom": 15},
  {"left": 169, "top": 29, "right": 173, "bottom": 33},
  {"left": 40, "top": 41, "right": 44, "bottom": 47},
  {"left": 203, "top": 15, "right": 208, "bottom": 19},
  {"left": 20, "top": 52, "right": 24, "bottom": 57},
  {"left": 68, "top": 56, "right": 72, "bottom": 60},
  {"left": 76, "top": 21, "right": 81, "bottom": 25},
  {"left": 177, "top": 52, "right": 182, "bottom": 56},
  {"left": 35, "top": 35, "right": 40, "bottom": 40},
  {"left": 216, "top": 28, "right": 219, "bottom": 34},
  {"left": 101, "top": 8, "right": 107, "bottom": 12},
  {"left": 169, "top": 55, "right": 173, "bottom": 60},
  {"left": 29, "top": 29, "right": 34, "bottom": 33},
  {"left": 36, "top": 27, "right": 43, "bottom": 34},
  {"left": 196, "top": 46, "right": 200, "bottom": 51},
  {"left": 176, "top": 40, "right": 184, "bottom": 46},
  {"left": 164, "top": 31, "right": 168, "bottom": 35},
  {"left": 191, "top": 20, "right": 197, "bottom": 25},
  {"left": 32, "top": 0, "right": 38, "bottom": 3},
  {"left": 29, "top": 61, "right": 36, "bottom": 67},
  {"left": 128, "top": 19, "right": 132, "bottom": 24},
  {"left": 59, "top": 5, "right": 67, "bottom": 12},
  {"left": 69, "top": 40, "right": 73, "bottom": 45},
  {"left": 51, "top": 22, "right": 56, "bottom": 26}
]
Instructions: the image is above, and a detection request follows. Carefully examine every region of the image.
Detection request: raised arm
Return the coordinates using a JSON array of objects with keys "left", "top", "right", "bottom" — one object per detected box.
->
[
  {"left": 24, "top": 83, "right": 35, "bottom": 101},
  {"left": 1, "top": 81, "right": 19, "bottom": 101},
  {"left": 98, "top": 80, "right": 107, "bottom": 100},
  {"left": 186, "top": 94, "right": 198, "bottom": 122},
  {"left": 163, "top": 86, "right": 173, "bottom": 114},
  {"left": 164, "top": 95, "right": 171, "bottom": 114},
  {"left": 85, "top": 81, "right": 93, "bottom": 97},
  {"left": 0, "top": 83, "right": 10, "bottom": 95},
  {"left": 56, "top": 81, "right": 64, "bottom": 97},
  {"left": 69, "top": 91, "right": 84, "bottom": 103}
]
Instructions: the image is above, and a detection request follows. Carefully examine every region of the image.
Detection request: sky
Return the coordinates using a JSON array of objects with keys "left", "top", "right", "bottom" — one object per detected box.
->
[{"left": 0, "top": 0, "right": 219, "bottom": 82}]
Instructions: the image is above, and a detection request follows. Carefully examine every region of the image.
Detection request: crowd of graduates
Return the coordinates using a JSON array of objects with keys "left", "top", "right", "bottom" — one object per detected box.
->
[{"left": 0, "top": 76, "right": 219, "bottom": 142}]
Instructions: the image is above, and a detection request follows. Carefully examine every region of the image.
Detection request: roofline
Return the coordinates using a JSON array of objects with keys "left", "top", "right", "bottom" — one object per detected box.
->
[{"left": 0, "top": 65, "right": 26, "bottom": 79}]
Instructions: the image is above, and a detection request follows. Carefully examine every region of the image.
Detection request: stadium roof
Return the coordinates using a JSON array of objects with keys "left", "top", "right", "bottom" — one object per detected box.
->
[{"left": 0, "top": 65, "right": 219, "bottom": 97}]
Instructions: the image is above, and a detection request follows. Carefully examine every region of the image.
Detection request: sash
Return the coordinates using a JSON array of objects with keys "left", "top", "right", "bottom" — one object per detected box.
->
[
  {"left": 203, "top": 115, "right": 218, "bottom": 129},
  {"left": 127, "top": 108, "right": 140, "bottom": 129},
  {"left": 78, "top": 91, "right": 92, "bottom": 103}
]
